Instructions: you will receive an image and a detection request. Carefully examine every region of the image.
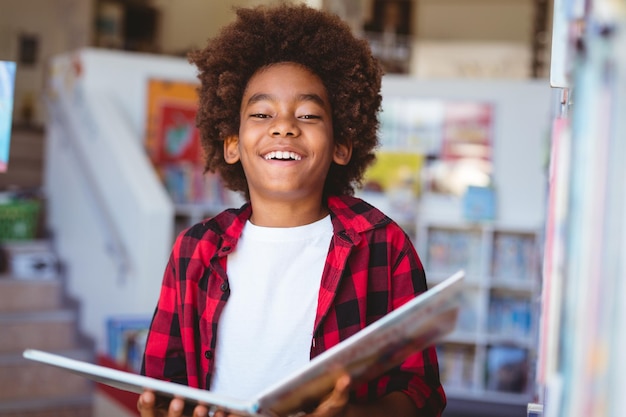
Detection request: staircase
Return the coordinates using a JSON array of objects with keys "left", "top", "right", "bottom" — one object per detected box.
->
[{"left": 0, "top": 241, "right": 94, "bottom": 417}]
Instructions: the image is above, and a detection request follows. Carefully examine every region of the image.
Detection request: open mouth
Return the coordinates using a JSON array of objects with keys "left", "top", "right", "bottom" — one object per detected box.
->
[{"left": 263, "top": 151, "right": 302, "bottom": 161}]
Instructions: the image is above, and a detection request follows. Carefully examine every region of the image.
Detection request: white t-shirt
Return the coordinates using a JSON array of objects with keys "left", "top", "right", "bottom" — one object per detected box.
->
[{"left": 210, "top": 215, "right": 333, "bottom": 398}]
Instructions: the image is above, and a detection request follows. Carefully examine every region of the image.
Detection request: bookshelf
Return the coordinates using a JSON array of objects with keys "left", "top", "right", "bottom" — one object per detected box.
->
[
  {"left": 536, "top": 0, "right": 626, "bottom": 416},
  {"left": 373, "top": 77, "right": 550, "bottom": 415},
  {"left": 416, "top": 219, "right": 542, "bottom": 407}
]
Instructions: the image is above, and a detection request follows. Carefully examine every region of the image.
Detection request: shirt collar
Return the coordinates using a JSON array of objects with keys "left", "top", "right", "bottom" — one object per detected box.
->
[{"left": 208, "top": 195, "right": 390, "bottom": 248}]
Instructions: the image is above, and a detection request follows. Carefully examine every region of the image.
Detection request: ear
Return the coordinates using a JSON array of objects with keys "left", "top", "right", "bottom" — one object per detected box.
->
[
  {"left": 333, "top": 142, "right": 352, "bottom": 166},
  {"left": 223, "top": 135, "right": 240, "bottom": 164}
]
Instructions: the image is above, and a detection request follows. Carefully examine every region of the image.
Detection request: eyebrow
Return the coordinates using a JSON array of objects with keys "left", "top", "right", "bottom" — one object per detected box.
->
[{"left": 246, "top": 93, "right": 327, "bottom": 108}]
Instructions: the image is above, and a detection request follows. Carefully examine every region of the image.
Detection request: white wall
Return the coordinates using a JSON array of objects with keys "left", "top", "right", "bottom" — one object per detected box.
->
[
  {"left": 0, "top": 0, "right": 93, "bottom": 125},
  {"left": 44, "top": 49, "right": 203, "bottom": 352},
  {"left": 152, "top": 0, "right": 305, "bottom": 55},
  {"left": 416, "top": 0, "right": 535, "bottom": 42}
]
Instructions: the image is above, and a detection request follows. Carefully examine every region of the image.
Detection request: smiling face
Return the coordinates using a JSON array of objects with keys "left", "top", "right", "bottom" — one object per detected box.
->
[{"left": 224, "top": 62, "right": 352, "bottom": 209}]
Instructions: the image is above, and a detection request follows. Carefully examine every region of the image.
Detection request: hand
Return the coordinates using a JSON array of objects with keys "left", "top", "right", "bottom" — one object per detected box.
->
[
  {"left": 139, "top": 376, "right": 351, "bottom": 417},
  {"left": 304, "top": 374, "right": 351, "bottom": 417},
  {"left": 137, "top": 390, "right": 209, "bottom": 417},
  {"left": 213, "top": 375, "right": 351, "bottom": 417}
]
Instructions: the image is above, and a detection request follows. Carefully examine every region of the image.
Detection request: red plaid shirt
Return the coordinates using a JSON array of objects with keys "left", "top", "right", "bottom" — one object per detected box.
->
[{"left": 142, "top": 195, "right": 446, "bottom": 416}]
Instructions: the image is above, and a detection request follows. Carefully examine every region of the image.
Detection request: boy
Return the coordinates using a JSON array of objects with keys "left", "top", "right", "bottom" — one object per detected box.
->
[{"left": 138, "top": 4, "right": 446, "bottom": 417}]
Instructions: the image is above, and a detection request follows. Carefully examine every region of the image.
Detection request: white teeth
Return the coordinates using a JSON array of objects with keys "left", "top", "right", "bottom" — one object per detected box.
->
[{"left": 264, "top": 151, "right": 301, "bottom": 160}]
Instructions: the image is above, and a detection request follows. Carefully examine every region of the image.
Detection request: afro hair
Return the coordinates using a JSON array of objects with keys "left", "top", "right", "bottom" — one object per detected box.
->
[{"left": 188, "top": 3, "right": 383, "bottom": 199}]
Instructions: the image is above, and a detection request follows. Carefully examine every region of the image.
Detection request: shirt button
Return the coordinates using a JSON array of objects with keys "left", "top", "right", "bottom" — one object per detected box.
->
[
  {"left": 220, "top": 282, "right": 229, "bottom": 292},
  {"left": 204, "top": 350, "right": 213, "bottom": 359}
]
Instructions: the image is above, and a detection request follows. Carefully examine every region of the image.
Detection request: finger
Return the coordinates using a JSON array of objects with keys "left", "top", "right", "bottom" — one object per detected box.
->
[
  {"left": 168, "top": 397, "right": 185, "bottom": 417},
  {"left": 335, "top": 374, "right": 351, "bottom": 393},
  {"left": 137, "top": 390, "right": 158, "bottom": 417},
  {"left": 310, "top": 375, "right": 351, "bottom": 416},
  {"left": 192, "top": 404, "right": 209, "bottom": 417}
]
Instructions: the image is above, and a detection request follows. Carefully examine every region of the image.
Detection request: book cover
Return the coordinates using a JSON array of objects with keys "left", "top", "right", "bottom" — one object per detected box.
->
[
  {"left": 437, "top": 344, "right": 475, "bottom": 390},
  {"left": 106, "top": 316, "right": 152, "bottom": 373},
  {"left": 24, "top": 270, "right": 464, "bottom": 417},
  {"left": 362, "top": 151, "right": 424, "bottom": 228},
  {"left": 485, "top": 345, "right": 529, "bottom": 393},
  {"left": 488, "top": 295, "right": 532, "bottom": 340},
  {"left": 426, "top": 227, "right": 482, "bottom": 277},
  {"left": 462, "top": 185, "right": 496, "bottom": 222},
  {"left": 492, "top": 232, "right": 537, "bottom": 281},
  {"left": 144, "top": 78, "right": 201, "bottom": 166}
]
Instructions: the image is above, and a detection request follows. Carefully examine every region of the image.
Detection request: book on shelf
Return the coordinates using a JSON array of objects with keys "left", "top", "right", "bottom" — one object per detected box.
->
[
  {"left": 361, "top": 151, "right": 423, "bottom": 226},
  {"left": 454, "top": 289, "right": 480, "bottom": 333},
  {"left": 491, "top": 232, "right": 537, "bottom": 281},
  {"left": 485, "top": 345, "right": 529, "bottom": 394},
  {"left": 462, "top": 185, "right": 496, "bottom": 222},
  {"left": 24, "top": 270, "right": 464, "bottom": 417},
  {"left": 437, "top": 344, "right": 475, "bottom": 390},
  {"left": 487, "top": 295, "right": 532, "bottom": 340},
  {"left": 106, "top": 316, "right": 152, "bottom": 373},
  {"left": 427, "top": 227, "right": 482, "bottom": 277}
]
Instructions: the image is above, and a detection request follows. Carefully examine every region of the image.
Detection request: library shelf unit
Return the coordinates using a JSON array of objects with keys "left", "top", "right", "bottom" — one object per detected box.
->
[{"left": 415, "top": 218, "right": 542, "bottom": 408}]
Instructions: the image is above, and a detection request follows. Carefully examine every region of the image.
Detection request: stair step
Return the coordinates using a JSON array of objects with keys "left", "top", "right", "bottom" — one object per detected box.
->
[
  {"left": 0, "top": 349, "right": 94, "bottom": 402},
  {"left": 0, "top": 394, "right": 93, "bottom": 417},
  {"left": 1, "top": 239, "right": 60, "bottom": 280},
  {"left": 0, "top": 276, "right": 63, "bottom": 312},
  {"left": 0, "top": 309, "right": 78, "bottom": 352}
]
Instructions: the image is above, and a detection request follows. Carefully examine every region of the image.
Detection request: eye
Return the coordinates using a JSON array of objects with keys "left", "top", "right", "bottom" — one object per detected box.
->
[
  {"left": 250, "top": 113, "right": 271, "bottom": 119},
  {"left": 299, "top": 114, "right": 321, "bottom": 120}
]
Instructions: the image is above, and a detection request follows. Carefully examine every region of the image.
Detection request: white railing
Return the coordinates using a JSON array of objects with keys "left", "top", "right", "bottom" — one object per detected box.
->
[{"left": 44, "top": 49, "right": 186, "bottom": 352}]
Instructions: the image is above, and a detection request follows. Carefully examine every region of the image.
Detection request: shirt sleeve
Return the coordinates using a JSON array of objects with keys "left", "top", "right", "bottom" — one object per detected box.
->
[
  {"left": 354, "top": 229, "right": 447, "bottom": 417},
  {"left": 141, "top": 248, "right": 189, "bottom": 386}
]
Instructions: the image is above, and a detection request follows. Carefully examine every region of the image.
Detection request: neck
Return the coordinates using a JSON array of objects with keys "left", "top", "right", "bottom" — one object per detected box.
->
[{"left": 248, "top": 195, "right": 328, "bottom": 227}]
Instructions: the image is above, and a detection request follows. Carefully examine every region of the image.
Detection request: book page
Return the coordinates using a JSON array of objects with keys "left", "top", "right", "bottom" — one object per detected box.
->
[
  {"left": 24, "top": 270, "right": 464, "bottom": 417},
  {"left": 256, "top": 270, "right": 464, "bottom": 416}
]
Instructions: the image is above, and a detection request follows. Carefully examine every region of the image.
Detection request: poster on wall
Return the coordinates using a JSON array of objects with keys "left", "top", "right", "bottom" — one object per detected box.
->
[
  {"left": 144, "top": 79, "right": 237, "bottom": 207},
  {"left": 375, "top": 97, "right": 494, "bottom": 198},
  {"left": 362, "top": 151, "right": 423, "bottom": 227},
  {"left": 144, "top": 79, "right": 204, "bottom": 203},
  {"left": 0, "top": 61, "right": 17, "bottom": 172},
  {"left": 437, "top": 101, "right": 494, "bottom": 196},
  {"left": 144, "top": 79, "right": 201, "bottom": 165}
]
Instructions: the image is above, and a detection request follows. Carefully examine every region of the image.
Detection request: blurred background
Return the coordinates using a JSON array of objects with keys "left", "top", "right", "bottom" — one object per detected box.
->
[{"left": 0, "top": 1, "right": 623, "bottom": 417}]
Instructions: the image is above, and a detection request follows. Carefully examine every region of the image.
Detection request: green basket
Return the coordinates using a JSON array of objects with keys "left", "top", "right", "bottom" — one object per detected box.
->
[{"left": 0, "top": 200, "right": 41, "bottom": 241}]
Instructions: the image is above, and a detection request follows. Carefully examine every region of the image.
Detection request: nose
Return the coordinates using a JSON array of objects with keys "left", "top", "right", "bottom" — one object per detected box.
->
[{"left": 270, "top": 115, "right": 300, "bottom": 138}]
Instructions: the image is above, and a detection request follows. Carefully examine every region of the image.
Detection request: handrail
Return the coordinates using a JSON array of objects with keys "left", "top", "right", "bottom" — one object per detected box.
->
[{"left": 47, "top": 89, "right": 131, "bottom": 283}]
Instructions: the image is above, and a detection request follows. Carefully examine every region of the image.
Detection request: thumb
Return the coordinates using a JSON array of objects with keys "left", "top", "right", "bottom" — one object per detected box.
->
[{"left": 310, "top": 374, "right": 351, "bottom": 416}]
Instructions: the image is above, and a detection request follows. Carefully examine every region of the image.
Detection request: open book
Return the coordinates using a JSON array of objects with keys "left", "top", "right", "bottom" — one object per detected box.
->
[{"left": 23, "top": 270, "right": 464, "bottom": 417}]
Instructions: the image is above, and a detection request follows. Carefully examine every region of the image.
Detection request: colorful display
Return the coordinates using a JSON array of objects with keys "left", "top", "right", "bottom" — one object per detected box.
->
[{"left": 0, "top": 61, "right": 16, "bottom": 172}]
